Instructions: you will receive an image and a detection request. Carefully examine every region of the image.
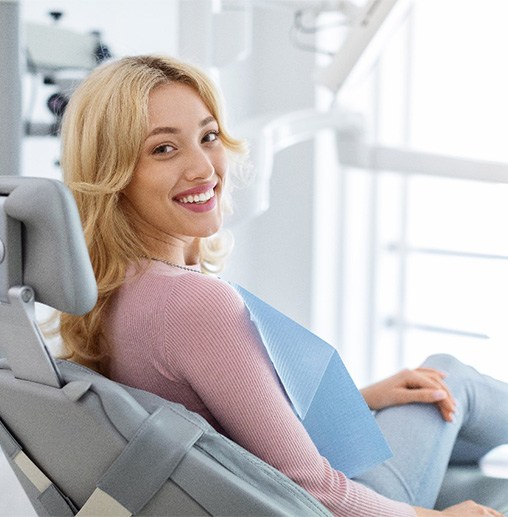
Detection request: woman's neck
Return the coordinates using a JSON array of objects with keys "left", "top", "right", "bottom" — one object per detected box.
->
[{"left": 144, "top": 237, "right": 201, "bottom": 267}]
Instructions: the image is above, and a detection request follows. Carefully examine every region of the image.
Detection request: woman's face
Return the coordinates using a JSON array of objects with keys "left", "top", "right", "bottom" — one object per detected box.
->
[{"left": 123, "top": 82, "right": 227, "bottom": 253}]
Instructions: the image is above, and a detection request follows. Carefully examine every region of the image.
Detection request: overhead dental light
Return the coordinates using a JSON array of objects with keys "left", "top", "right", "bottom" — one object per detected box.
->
[{"left": 25, "top": 17, "right": 103, "bottom": 72}]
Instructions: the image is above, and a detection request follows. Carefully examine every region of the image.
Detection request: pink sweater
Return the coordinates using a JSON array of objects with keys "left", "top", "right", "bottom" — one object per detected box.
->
[{"left": 104, "top": 261, "right": 416, "bottom": 516}]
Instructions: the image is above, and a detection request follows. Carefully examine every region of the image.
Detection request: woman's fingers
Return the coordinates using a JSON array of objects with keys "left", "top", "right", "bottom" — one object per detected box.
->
[
  {"left": 401, "top": 368, "right": 457, "bottom": 422},
  {"left": 362, "top": 367, "right": 458, "bottom": 419}
]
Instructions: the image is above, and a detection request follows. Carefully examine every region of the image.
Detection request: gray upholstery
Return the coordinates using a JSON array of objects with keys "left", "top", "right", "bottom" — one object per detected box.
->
[
  {"left": 0, "top": 358, "right": 333, "bottom": 516},
  {"left": 0, "top": 176, "right": 97, "bottom": 387},
  {"left": 438, "top": 466, "right": 508, "bottom": 513},
  {"left": 0, "top": 176, "right": 97, "bottom": 315}
]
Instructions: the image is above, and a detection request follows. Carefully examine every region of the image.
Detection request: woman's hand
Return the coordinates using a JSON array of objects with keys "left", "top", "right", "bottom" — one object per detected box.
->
[
  {"left": 360, "top": 367, "right": 456, "bottom": 422},
  {"left": 415, "top": 501, "right": 504, "bottom": 516}
]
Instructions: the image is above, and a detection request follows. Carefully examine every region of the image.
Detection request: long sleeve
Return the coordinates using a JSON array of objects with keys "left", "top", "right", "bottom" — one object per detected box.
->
[{"left": 160, "top": 273, "right": 416, "bottom": 517}]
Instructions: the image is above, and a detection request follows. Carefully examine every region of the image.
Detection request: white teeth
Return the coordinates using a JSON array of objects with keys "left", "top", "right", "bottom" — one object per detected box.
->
[{"left": 178, "top": 188, "right": 214, "bottom": 204}]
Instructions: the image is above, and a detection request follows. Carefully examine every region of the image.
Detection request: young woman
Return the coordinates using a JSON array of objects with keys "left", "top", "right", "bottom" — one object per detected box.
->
[{"left": 59, "top": 55, "right": 507, "bottom": 516}]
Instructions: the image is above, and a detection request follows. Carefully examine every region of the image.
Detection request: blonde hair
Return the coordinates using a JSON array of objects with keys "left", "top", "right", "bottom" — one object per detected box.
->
[{"left": 59, "top": 55, "right": 245, "bottom": 370}]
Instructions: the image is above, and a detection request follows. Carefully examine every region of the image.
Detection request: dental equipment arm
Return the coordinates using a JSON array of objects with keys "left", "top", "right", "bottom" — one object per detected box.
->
[{"left": 315, "top": 0, "right": 407, "bottom": 95}]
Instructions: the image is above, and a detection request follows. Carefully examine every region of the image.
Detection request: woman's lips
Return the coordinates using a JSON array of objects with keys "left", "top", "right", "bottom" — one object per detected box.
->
[{"left": 174, "top": 184, "right": 218, "bottom": 213}]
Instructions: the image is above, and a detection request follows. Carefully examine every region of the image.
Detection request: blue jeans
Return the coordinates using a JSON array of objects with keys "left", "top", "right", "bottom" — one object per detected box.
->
[{"left": 353, "top": 354, "right": 508, "bottom": 509}]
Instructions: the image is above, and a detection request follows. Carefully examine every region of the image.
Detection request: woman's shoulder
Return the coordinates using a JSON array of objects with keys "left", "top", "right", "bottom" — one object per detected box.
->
[
  {"left": 162, "top": 273, "right": 254, "bottom": 354},
  {"left": 121, "top": 262, "right": 246, "bottom": 321},
  {"left": 170, "top": 272, "right": 245, "bottom": 313}
]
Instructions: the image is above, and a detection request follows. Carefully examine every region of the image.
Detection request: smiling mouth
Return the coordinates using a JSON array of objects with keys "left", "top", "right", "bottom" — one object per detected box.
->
[{"left": 175, "top": 187, "right": 215, "bottom": 205}]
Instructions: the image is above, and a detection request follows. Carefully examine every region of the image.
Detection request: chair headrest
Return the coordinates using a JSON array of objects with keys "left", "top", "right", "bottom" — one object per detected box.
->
[{"left": 0, "top": 176, "right": 97, "bottom": 315}]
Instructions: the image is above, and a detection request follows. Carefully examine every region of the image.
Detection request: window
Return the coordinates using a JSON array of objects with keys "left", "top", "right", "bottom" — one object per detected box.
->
[{"left": 314, "top": 0, "right": 508, "bottom": 386}]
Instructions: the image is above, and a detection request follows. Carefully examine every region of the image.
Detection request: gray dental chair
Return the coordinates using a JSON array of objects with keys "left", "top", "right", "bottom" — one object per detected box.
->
[
  {"left": 0, "top": 176, "right": 331, "bottom": 517},
  {"left": 0, "top": 176, "right": 506, "bottom": 516}
]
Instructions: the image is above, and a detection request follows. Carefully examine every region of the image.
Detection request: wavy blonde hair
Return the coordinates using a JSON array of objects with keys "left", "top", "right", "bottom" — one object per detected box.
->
[{"left": 59, "top": 55, "right": 245, "bottom": 370}]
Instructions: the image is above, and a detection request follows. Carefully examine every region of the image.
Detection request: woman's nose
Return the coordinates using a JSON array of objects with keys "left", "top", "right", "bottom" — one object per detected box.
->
[{"left": 183, "top": 147, "right": 215, "bottom": 181}]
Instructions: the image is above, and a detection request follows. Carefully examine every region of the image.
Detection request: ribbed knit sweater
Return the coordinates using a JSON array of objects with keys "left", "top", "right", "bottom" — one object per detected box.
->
[{"left": 104, "top": 261, "right": 416, "bottom": 516}]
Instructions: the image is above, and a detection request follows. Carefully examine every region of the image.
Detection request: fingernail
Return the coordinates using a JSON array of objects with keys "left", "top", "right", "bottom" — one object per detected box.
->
[{"left": 433, "top": 390, "right": 447, "bottom": 400}]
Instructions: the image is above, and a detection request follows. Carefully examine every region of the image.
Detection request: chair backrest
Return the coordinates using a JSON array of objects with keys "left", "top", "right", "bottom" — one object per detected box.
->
[
  {"left": 0, "top": 177, "right": 97, "bottom": 387},
  {"left": 0, "top": 176, "right": 331, "bottom": 517},
  {"left": 0, "top": 176, "right": 97, "bottom": 313}
]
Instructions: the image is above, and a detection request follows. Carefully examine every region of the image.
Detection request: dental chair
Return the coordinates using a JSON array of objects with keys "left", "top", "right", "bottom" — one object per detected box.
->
[
  {"left": 0, "top": 176, "right": 331, "bottom": 517},
  {"left": 0, "top": 176, "right": 506, "bottom": 516}
]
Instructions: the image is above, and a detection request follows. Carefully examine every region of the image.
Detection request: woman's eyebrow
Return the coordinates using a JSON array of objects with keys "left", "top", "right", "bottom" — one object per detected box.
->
[
  {"left": 147, "top": 116, "right": 217, "bottom": 139},
  {"left": 147, "top": 126, "right": 179, "bottom": 137},
  {"left": 200, "top": 116, "right": 216, "bottom": 127}
]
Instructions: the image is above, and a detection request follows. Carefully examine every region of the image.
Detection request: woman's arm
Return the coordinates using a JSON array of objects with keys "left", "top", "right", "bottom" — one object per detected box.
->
[
  {"left": 165, "top": 276, "right": 502, "bottom": 517},
  {"left": 165, "top": 275, "right": 416, "bottom": 517}
]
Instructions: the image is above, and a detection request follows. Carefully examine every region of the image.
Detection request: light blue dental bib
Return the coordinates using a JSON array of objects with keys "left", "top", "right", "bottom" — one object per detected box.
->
[{"left": 233, "top": 284, "right": 392, "bottom": 478}]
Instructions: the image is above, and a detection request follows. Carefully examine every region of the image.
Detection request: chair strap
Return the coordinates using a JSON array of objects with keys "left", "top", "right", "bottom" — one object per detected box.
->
[
  {"left": 0, "top": 416, "right": 131, "bottom": 516},
  {"left": 1, "top": 405, "right": 205, "bottom": 516},
  {"left": 95, "top": 405, "right": 205, "bottom": 514},
  {"left": 76, "top": 489, "right": 131, "bottom": 517}
]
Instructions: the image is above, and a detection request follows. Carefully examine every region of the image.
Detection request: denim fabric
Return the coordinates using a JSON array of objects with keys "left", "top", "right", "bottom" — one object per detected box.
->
[{"left": 353, "top": 354, "right": 508, "bottom": 509}]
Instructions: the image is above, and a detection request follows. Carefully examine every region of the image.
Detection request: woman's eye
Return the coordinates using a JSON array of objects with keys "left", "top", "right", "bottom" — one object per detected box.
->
[
  {"left": 153, "top": 144, "right": 176, "bottom": 155},
  {"left": 202, "top": 131, "right": 219, "bottom": 143}
]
